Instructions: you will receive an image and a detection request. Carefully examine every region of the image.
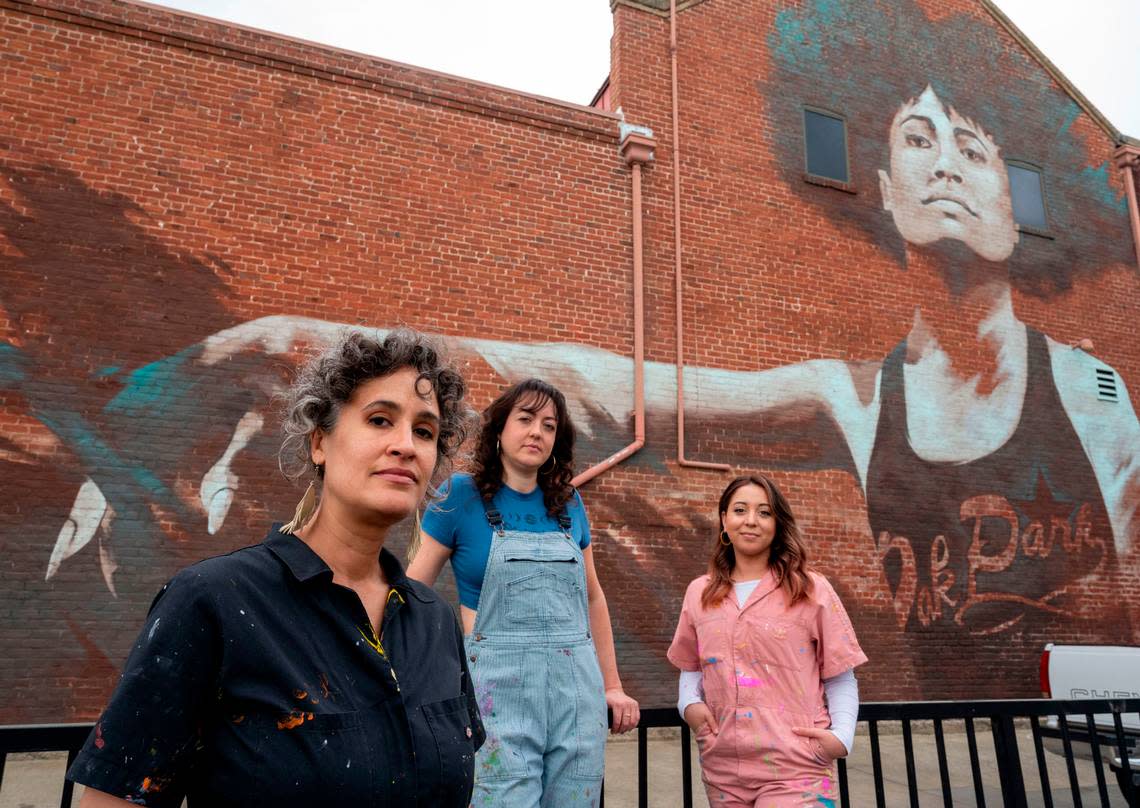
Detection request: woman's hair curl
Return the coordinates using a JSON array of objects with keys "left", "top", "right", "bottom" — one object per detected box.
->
[{"left": 279, "top": 328, "right": 470, "bottom": 486}]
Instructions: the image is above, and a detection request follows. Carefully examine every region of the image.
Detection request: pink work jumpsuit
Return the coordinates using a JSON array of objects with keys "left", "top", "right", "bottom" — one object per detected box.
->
[{"left": 668, "top": 571, "right": 867, "bottom": 808}]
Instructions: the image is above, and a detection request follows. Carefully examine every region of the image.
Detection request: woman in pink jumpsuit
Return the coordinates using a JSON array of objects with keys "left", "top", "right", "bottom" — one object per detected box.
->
[{"left": 668, "top": 474, "right": 867, "bottom": 808}]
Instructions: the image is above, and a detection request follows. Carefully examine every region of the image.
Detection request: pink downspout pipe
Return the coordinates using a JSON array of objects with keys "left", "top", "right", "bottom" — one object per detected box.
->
[
  {"left": 572, "top": 130, "right": 654, "bottom": 487},
  {"left": 1115, "top": 146, "right": 1140, "bottom": 271},
  {"left": 670, "top": 0, "right": 731, "bottom": 473}
]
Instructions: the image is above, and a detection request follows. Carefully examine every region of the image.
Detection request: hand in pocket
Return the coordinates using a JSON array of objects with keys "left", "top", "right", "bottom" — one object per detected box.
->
[
  {"left": 683, "top": 702, "right": 718, "bottom": 737},
  {"left": 790, "top": 726, "right": 847, "bottom": 761}
]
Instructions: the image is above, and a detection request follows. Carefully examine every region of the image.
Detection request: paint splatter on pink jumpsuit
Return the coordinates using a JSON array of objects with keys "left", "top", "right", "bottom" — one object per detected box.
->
[{"left": 668, "top": 571, "right": 867, "bottom": 808}]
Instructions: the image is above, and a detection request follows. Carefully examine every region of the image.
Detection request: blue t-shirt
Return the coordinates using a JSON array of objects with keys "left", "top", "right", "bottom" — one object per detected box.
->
[{"left": 422, "top": 473, "right": 591, "bottom": 610}]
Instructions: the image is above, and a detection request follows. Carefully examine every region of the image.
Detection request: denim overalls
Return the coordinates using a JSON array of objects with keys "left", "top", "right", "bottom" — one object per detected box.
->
[{"left": 464, "top": 505, "right": 607, "bottom": 807}]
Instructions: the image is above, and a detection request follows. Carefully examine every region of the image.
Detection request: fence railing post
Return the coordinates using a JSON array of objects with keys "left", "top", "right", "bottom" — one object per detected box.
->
[{"left": 991, "top": 713, "right": 1028, "bottom": 808}]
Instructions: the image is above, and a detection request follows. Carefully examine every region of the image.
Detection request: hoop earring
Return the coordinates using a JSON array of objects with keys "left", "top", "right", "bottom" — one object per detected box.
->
[
  {"left": 496, "top": 438, "right": 501, "bottom": 456},
  {"left": 720, "top": 530, "right": 732, "bottom": 547},
  {"left": 540, "top": 455, "right": 556, "bottom": 474}
]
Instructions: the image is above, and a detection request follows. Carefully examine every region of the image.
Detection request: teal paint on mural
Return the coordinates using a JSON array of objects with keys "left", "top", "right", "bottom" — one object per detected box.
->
[
  {"left": 126, "top": 463, "right": 170, "bottom": 499},
  {"left": 104, "top": 349, "right": 197, "bottom": 417},
  {"left": 1078, "top": 162, "right": 1128, "bottom": 215},
  {"left": 33, "top": 406, "right": 173, "bottom": 502},
  {"left": 770, "top": 6, "right": 816, "bottom": 66},
  {"left": 770, "top": 0, "right": 845, "bottom": 72},
  {"left": 94, "top": 365, "right": 122, "bottom": 378},
  {"left": 0, "top": 343, "right": 29, "bottom": 384},
  {"left": 1057, "top": 102, "right": 1081, "bottom": 139}
]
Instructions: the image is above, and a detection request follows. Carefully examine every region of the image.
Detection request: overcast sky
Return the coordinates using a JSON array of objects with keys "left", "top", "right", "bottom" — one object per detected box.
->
[{"left": 149, "top": 0, "right": 1140, "bottom": 138}]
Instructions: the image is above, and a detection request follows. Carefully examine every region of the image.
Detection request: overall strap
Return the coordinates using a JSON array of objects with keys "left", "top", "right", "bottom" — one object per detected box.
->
[
  {"left": 482, "top": 498, "right": 505, "bottom": 536},
  {"left": 481, "top": 489, "right": 574, "bottom": 538}
]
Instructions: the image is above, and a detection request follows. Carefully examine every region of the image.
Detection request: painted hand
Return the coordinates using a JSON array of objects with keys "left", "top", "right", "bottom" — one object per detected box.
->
[
  {"left": 682, "top": 702, "right": 717, "bottom": 737},
  {"left": 791, "top": 726, "right": 848, "bottom": 759},
  {"left": 607, "top": 688, "right": 640, "bottom": 734}
]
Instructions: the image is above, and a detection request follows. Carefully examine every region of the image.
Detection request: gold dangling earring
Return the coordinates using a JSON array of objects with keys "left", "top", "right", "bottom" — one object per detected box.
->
[
  {"left": 282, "top": 464, "right": 320, "bottom": 534},
  {"left": 720, "top": 530, "right": 732, "bottom": 547}
]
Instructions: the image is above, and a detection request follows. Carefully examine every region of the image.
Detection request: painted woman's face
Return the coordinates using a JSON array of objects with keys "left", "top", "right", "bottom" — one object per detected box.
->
[{"left": 878, "top": 86, "right": 1017, "bottom": 262}]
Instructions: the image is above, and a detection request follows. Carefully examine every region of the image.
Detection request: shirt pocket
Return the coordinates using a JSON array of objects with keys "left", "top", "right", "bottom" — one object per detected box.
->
[
  {"left": 421, "top": 696, "right": 477, "bottom": 806},
  {"left": 503, "top": 544, "right": 583, "bottom": 628},
  {"left": 740, "top": 613, "right": 815, "bottom": 673},
  {"left": 209, "top": 710, "right": 375, "bottom": 805}
]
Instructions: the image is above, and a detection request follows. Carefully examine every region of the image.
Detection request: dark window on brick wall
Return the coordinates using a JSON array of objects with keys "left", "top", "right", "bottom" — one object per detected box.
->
[
  {"left": 803, "top": 109, "right": 849, "bottom": 183},
  {"left": 1008, "top": 163, "right": 1049, "bottom": 231}
]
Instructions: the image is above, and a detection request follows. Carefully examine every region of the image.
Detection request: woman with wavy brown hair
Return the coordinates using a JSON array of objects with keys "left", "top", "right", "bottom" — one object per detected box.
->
[
  {"left": 667, "top": 473, "right": 867, "bottom": 808},
  {"left": 407, "top": 378, "right": 638, "bottom": 807}
]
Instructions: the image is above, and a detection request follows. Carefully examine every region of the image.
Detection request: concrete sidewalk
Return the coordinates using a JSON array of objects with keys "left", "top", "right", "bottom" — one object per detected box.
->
[{"left": 1, "top": 724, "right": 1130, "bottom": 807}]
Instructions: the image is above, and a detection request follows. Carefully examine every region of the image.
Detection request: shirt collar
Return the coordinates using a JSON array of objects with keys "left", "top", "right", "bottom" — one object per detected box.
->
[{"left": 266, "top": 524, "right": 436, "bottom": 602}]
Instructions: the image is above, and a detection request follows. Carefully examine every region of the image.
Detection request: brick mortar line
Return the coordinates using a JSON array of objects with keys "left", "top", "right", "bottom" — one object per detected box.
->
[{"left": 1, "top": 0, "right": 622, "bottom": 144}]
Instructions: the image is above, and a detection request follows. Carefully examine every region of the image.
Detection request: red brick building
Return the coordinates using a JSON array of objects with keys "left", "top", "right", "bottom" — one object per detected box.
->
[{"left": 2, "top": 0, "right": 1138, "bottom": 721}]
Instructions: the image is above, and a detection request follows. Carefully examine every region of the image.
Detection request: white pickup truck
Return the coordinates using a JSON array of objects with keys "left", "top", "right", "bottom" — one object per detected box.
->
[{"left": 1040, "top": 644, "right": 1140, "bottom": 803}]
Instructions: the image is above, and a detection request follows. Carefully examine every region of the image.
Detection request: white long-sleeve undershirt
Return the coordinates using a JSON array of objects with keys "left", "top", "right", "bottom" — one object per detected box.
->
[{"left": 675, "top": 579, "right": 860, "bottom": 753}]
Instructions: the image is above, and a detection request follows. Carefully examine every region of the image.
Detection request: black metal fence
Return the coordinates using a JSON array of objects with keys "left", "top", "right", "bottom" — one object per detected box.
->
[
  {"left": 849, "top": 699, "right": 1139, "bottom": 808},
  {"left": 604, "top": 699, "right": 1139, "bottom": 808},
  {"left": 0, "top": 723, "right": 89, "bottom": 808},
  {"left": 2, "top": 699, "right": 1137, "bottom": 808}
]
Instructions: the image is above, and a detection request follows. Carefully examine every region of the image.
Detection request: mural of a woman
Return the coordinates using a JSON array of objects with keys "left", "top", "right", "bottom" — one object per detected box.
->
[
  {"left": 749, "top": 0, "right": 1139, "bottom": 694},
  {"left": 467, "top": 0, "right": 1140, "bottom": 696},
  {"left": 6, "top": 0, "right": 1139, "bottom": 714}
]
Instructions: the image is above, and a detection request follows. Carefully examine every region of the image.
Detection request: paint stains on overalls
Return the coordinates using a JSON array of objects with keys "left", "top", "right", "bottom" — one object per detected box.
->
[
  {"left": 465, "top": 506, "right": 607, "bottom": 807},
  {"left": 669, "top": 572, "right": 867, "bottom": 808}
]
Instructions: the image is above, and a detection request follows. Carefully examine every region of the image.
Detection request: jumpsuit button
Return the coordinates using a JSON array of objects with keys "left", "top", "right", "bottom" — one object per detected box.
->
[{"left": 470, "top": 655, "right": 477, "bottom": 663}]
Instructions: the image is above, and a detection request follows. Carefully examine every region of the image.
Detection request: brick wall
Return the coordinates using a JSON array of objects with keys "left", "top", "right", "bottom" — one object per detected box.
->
[{"left": 1, "top": 0, "right": 1137, "bottom": 721}]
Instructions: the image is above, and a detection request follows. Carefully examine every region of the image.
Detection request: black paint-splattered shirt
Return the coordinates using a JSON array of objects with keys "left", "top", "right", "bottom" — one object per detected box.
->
[{"left": 67, "top": 526, "right": 484, "bottom": 807}]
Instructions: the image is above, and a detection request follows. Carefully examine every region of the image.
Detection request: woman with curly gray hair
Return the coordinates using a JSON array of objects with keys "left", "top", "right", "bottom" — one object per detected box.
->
[{"left": 68, "top": 328, "right": 485, "bottom": 808}]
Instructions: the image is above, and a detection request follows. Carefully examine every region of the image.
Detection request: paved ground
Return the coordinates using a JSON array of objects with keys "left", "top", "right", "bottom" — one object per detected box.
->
[{"left": 1, "top": 723, "right": 1131, "bottom": 807}]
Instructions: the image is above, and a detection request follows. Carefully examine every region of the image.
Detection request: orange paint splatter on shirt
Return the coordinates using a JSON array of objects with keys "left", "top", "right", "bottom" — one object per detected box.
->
[
  {"left": 140, "top": 775, "right": 169, "bottom": 793},
  {"left": 276, "top": 711, "right": 314, "bottom": 730}
]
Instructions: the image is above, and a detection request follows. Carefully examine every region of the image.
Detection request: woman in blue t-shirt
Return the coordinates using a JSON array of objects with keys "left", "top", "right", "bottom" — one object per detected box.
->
[{"left": 407, "top": 378, "right": 639, "bottom": 807}]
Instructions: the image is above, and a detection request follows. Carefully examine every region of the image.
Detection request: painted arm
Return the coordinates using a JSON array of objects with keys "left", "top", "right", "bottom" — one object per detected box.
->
[
  {"left": 467, "top": 336, "right": 880, "bottom": 484},
  {"left": 199, "top": 323, "right": 880, "bottom": 482},
  {"left": 197, "top": 315, "right": 349, "bottom": 366},
  {"left": 404, "top": 532, "right": 451, "bottom": 586},
  {"left": 582, "top": 544, "right": 640, "bottom": 733},
  {"left": 1050, "top": 340, "right": 1140, "bottom": 553}
]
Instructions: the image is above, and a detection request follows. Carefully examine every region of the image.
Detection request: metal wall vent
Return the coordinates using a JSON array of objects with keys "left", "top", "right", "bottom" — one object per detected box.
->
[{"left": 1095, "top": 367, "right": 1118, "bottom": 402}]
